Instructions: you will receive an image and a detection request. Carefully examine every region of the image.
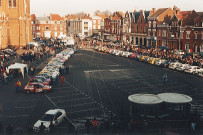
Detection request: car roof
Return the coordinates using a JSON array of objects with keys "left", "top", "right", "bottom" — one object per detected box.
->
[{"left": 45, "top": 109, "right": 64, "bottom": 115}]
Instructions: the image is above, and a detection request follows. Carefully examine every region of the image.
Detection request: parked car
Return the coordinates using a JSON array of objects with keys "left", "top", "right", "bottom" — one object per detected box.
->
[
  {"left": 139, "top": 55, "right": 148, "bottom": 62},
  {"left": 148, "top": 58, "right": 160, "bottom": 65},
  {"left": 184, "top": 66, "right": 201, "bottom": 74},
  {"left": 129, "top": 53, "right": 138, "bottom": 59},
  {"left": 144, "top": 56, "right": 150, "bottom": 63},
  {"left": 176, "top": 64, "right": 190, "bottom": 71},
  {"left": 123, "top": 52, "right": 133, "bottom": 58},
  {"left": 24, "top": 83, "right": 52, "bottom": 94},
  {"left": 33, "top": 109, "right": 67, "bottom": 132},
  {"left": 160, "top": 60, "right": 170, "bottom": 68},
  {"left": 169, "top": 62, "right": 181, "bottom": 70},
  {"left": 29, "top": 78, "right": 50, "bottom": 86}
]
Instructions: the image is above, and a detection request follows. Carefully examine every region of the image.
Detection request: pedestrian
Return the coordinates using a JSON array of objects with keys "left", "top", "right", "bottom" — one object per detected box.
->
[
  {"left": 14, "top": 125, "right": 23, "bottom": 135},
  {"left": 92, "top": 118, "right": 98, "bottom": 133},
  {"left": 39, "top": 122, "right": 46, "bottom": 134},
  {"left": 66, "top": 65, "right": 69, "bottom": 75},
  {"left": 16, "top": 80, "right": 21, "bottom": 93},
  {"left": 49, "top": 76, "right": 54, "bottom": 86},
  {"left": 191, "top": 122, "right": 196, "bottom": 133},
  {"left": 60, "top": 75, "right": 65, "bottom": 86},
  {"left": 6, "top": 124, "right": 13, "bottom": 135},
  {"left": 30, "top": 66, "right": 35, "bottom": 75},
  {"left": 85, "top": 119, "right": 91, "bottom": 134},
  {"left": 163, "top": 73, "right": 167, "bottom": 84}
]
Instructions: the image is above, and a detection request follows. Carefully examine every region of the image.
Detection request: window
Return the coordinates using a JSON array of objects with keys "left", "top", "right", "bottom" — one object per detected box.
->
[
  {"left": 162, "top": 30, "right": 166, "bottom": 37},
  {"left": 60, "top": 26, "right": 63, "bottom": 30},
  {"left": 8, "top": 0, "right": 12, "bottom": 7},
  {"left": 33, "top": 26, "right": 35, "bottom": 31},
  {"left": 180, "top": 31, "right": 183, "bottom": 38},
  {"left": 186, "top": 42, "right": 190, "bottom": 50},
  {"left": 0, "top": 0, "right": 2, "bottom": 7},
  {"left": 84, "top": 22, "right": 88, "bottom": 25},
  {"left": 13, "top": 0, "right": 16, "bottom": 7},
  {"left": 31, "top": 21, "right": 35, "bottom": 24},
  {"left": 153, "top": 30, "right": 156, "bottom": 37},
  {"left": 195, "top": 31, "right": 198, "bottom": 39},
  {"left": 93, "top": 20, "right": 96, "bottom": 24},
  {"left": 55, "top": 27, "right": 57, "bottom": 30},
  {"left": 84, "top": 27, "right": 88, "bottom": 30},
  {"left": 186, "top": 31, "right": 190, "bottom": 39},
  {"left": 136, "top": 26, "right": 139, "bottom": 33},
  {"left": 162, "top": 40, "right": 166, "bottom": 46},
  {"left": 98, "top": 20, "right": 101, "bottom": 24},
  {"left": 98, "top": 25, "right": 101, "bottom": 29},
  {"left": 148, "top": 29, "right": 151, "bottom": 35},
  {"left": 149, "top": 21, "right": 151, "bottom": 28},
  {"left": 159, "top": 30, "right": 161, "bottom": 37},
  {"left": 45, "top": 26, "right": 49, "bottom": 30},
  {"left": 153, "top": 21, "right": 156, "bottom": 28},
  {"left": 93, "top": 25, "right": 96, "bottom": 29},
  {"left": 195, "top": 22, "right": 199, "bottom": 26}
]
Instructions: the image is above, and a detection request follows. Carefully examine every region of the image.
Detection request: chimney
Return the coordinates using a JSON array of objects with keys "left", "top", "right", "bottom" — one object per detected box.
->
[{"left": 152, "top": 8, "right": 156, "bottom": 14}]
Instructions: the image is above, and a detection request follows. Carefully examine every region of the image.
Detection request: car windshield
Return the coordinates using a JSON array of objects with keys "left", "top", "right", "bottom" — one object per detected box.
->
[{"left": 40, "top": 114, "right": 54, "bottom": 121}]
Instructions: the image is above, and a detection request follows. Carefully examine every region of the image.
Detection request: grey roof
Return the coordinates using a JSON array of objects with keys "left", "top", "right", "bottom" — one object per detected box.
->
[
  {"left": 36, "top": 17, "right": 50, "bottom": 21},
  {"left": 144, "top": 11, "right": 150, "bottom": 22},
  {"left": 133, "top": 12, "right": 141, "bottom": 23}
]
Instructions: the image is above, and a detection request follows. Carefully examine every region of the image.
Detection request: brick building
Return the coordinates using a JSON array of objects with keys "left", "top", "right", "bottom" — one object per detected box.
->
[
  {"left": 0, "top": 0, "right": 32, "bottom": 49},
  {"left": 147, "top": 8, "right": 174, "bottom": 48},
  {"left": 31, "top": 14, "right": 66, "bottom": 39},
  {"left": 130, "top": 9, "right": 154, "bottom": 47}
]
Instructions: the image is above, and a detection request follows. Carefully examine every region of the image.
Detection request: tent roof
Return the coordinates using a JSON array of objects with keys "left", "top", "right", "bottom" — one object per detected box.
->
[{"left": 158, "top": 93, "right": 192, "bottom": 104}]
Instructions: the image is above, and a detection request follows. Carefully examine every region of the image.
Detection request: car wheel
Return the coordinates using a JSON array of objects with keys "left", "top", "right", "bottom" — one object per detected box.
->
[{"left": 26, "top": 90, "right": 31, "bottom": 94}]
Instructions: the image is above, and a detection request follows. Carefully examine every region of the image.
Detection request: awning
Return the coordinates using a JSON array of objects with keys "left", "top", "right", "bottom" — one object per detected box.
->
[{"left": 6, "top": 63, "right": 28, "bottom": 78}]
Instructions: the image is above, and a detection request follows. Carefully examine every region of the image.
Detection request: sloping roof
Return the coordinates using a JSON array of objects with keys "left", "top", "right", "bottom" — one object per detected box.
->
[
  {"left": 50, "top": 14, "right": 63, "bottom": 21},
  {"left": 97, "top": 14, "right": 106, "bottom": 19},
  {"left": 149, "top": 8, "right": 168, "bottom": 18},
  {"left": 176, "top": 11, "right": 191, "bottom": 20},
  {"left": 36, "top": 17, "right": 50, "bottom": 21},
  {"left": 144, "top": 11, "right": 150, "bottom": 22},
  {"left": 133, "top": 12, "right": 141, "bottom": 23},
  {"left": 31, "top": 14, "right": 36, "bottom": 21}
]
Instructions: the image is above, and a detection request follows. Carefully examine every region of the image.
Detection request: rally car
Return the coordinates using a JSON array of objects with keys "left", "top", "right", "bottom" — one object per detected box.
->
[
  {"left": 33, "top": 109, "right": 67, "bottom": 132},
  {"left": 24, "top": 83, "right": 52, "bottom": 94}
]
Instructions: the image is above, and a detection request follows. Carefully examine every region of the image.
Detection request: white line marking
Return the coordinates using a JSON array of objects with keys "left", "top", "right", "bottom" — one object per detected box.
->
[
  {"left": 69, "top": 107, "right": 103, "bottom": 114},
  {"left": 54, "top": 98, "right": 90, "bottom": 104}
]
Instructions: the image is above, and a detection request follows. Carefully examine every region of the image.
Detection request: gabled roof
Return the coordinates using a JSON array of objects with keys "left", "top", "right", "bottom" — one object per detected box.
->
[
  {"left": 31, "top": 14, "right": 36, "bottom": 21},
  {"left": 36, "top": 17, "right": 50, "bottom": 21},
  {"left": 149, "top": 8, "right": 168, "bottom": 18},
  {"left": 144, "top": 11, "right": 150, "bottom": 22},
  {"left": 50, "top": 14, "right": 63, "bottom": 21},
  {"left": 133, "top": 12, "right": 141, "bottom": 23},
  {"left": 176, "top": 11, "right": 191, "bottom": 20}
]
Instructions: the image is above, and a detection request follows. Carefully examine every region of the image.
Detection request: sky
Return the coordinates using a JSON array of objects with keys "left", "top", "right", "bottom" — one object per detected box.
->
[{"left": 30, "top": 0, "right": 203, "bottom": 17}]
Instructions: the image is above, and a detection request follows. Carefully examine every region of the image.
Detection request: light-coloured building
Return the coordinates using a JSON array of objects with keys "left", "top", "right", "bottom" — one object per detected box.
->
[
  {"left": 0, "top": 0, "right": 32, "bottom": 49},
  {"left": 82, "top": 19, "right": 92, "bottom": 37},
  {"left": 31, "top": 14, "right": 66, "bottom": 39}
]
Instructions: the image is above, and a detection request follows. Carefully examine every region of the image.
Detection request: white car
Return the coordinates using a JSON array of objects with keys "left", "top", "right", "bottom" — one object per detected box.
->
[
  {"left": 176, "top": 64, "right": 190, "bottom": 71},
  {"left": 122, "top": 52, "right": 133, "bottom": 57},
  {"left": 184, "top": 66, "right": 200, "bottom": 74},
  {"left": 118, "top": 51, "right": 124, "bottom": 56},
  {"left": 114, "top": 50, "right": 120, "bottom": 56},
  {"left": 33, "top": 109, "right": 67, "bottom": 133},
  {"left": 169, "top": 62, "right": 181, "bottom": 70}
]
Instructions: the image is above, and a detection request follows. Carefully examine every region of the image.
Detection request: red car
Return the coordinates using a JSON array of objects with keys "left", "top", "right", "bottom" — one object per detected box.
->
[
  {"left": 129, "top": 53, "right": 138, "bottom": 59},
  {"left": 24, "top": 83, "right": 52, "bottom": 94},
  {"left": 29, "top": 78, "right": 50, "bottom": 86}
]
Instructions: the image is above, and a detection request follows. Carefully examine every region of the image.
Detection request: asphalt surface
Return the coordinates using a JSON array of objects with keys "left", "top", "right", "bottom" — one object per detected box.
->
[{"left": 0, "top": 49, "right": 203, "bottom": 135}]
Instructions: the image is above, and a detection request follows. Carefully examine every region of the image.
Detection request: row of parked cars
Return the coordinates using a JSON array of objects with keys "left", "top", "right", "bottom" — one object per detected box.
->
[
  {"left": 0, "top": 48, "right": 17, "bottom": 60},
  {"left": 95, "top": 46, "right": 203, "bottom": 77},
  {"left": 24, "top": 48, "right": 75, "bottom": 94}
]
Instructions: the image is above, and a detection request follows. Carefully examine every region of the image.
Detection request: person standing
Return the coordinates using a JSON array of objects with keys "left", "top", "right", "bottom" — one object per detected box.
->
[
  {"left": 39, "top": 122, "right": 46, "bottom": 134},
  {"left": 66, "top": 65, "right": 69, "bottom": 75},
  {"left": 163, "top": 73, "right": 167, "bottom": 84},
  {"left": 30, "top": 66, "right": 35, "bottom": 75},
  {"left": 92, "top": 118, "right": 98, "bottom": 133},
  {"left": 60, "top": 75, "right": 65, "bottom": 86}
]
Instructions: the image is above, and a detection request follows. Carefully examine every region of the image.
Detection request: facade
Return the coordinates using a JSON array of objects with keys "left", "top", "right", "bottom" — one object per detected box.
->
[
  {"left": 122, "top": 11, "right": 132, "bottom": 44},
  {"left": 31, "top": 14, "right": 66, "bottom": 39},
  {"left": 147, "top": 8, "right": 174, "bottom": 48},
  {"left": 0, "top": 0, "right": 32, "bottom": 49},
  {"left": 66, "top": 14, "right": 92, "bottom": 38},
  {"left": 130, "top": 10, "right": 154, "bottom": 46},
  {"left": 92, "top": 16, "right": 103, "bottom": 34}
]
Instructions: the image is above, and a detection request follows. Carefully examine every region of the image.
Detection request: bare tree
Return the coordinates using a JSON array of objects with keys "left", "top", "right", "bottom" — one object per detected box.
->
[
  {"left": 94, "top": 10, "right": 102, "bottom": 16},
  {"left": 102, "top": 10, "right": 112, "bottom": 17}
]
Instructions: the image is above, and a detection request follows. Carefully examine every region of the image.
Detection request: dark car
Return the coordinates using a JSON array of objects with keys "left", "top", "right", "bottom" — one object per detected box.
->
[{"left": 160, "top": 60, "right": 170, "bottom": 68}]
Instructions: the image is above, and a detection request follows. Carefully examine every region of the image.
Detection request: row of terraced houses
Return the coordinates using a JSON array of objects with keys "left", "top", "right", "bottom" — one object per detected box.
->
[{"left": 103, "top": 6, "right": 203, "bottom": 53}]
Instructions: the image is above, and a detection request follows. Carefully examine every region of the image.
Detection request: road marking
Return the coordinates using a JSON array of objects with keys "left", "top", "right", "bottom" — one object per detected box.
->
[
  {"left": 45, "top": 94, "right": 58, "bottom": 108},
  {"left": 49, "top": 93, "right": 82, "bottom": 99},
  {"left": 69, "top": 107, "right": 103, "bottom": 114},
  {"left": 15, "top": 105, "right": 34, "bottom": 109},
  {"left": 54, "top": 97, "right": 90, "bottom": 104}
]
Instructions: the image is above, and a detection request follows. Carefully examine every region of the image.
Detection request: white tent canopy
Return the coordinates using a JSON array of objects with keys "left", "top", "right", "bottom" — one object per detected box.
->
[{"left": 6, "top": 63, "right": 28, "bottom": 78}]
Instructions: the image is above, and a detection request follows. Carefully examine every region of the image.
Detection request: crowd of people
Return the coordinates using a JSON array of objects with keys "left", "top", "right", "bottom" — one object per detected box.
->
[{"left": 102, "top": 44, "right": 203, "bottom": 67}]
